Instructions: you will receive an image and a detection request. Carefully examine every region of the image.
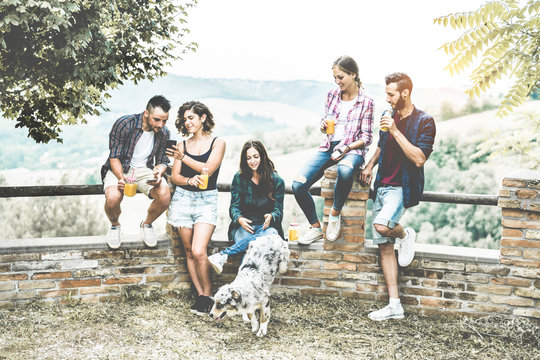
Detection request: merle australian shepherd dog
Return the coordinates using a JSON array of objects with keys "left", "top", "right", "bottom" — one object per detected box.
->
[{"left": 209, "top": 234, "right": 290, "bottom": 337}]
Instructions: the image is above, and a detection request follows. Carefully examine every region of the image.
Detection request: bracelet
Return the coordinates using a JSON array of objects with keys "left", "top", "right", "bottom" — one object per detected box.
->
[
  {"left": 186, "top": 177, "right": 191, "bottom": 186},
  {"left": 180, "top": 153, "right": 185, "bottom": 161},
  {"left": 345, "top": 145, "right": 350, "bottom": 152}
]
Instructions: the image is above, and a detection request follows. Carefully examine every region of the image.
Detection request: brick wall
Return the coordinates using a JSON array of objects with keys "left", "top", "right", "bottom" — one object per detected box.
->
[{"left": 1, "top": 168, "right": 539, "bottom": 319}]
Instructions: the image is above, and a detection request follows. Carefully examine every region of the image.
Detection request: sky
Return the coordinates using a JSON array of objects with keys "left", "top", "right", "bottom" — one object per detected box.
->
[{"left": 168, "top": 0, "right": 492, "bottom": 90}]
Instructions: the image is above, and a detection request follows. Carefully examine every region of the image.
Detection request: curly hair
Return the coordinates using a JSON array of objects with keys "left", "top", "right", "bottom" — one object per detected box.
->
[
  {"left": 175, "top": 101, "right": 215, "bottom": 137},
  {"left": 239, "top": 140, "right": 277, "bottom": 200}
]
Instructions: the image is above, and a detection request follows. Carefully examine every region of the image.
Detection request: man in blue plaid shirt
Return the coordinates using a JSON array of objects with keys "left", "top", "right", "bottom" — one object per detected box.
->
[
  {"left": 101, "top": 95, "right": 172, "bottom": 249},
  {"left": 361, "top": 73, "right": 436, "bottom": 321}
]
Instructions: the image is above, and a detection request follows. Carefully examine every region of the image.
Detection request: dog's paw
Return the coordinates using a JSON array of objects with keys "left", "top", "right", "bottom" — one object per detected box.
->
[
  {"left": 242, "top": 313, "right": 250, "bottom": 323},
  {"left": 256, "top": 327, "right": 267, "bottom": 337}
]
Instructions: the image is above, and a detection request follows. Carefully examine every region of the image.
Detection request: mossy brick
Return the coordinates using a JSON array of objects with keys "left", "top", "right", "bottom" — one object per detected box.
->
[
  {"left": 341, "top": 291, "right": 376, "bottom": 300},
  {"left": 420, "top": 298, "right": 461, "bottom": 309},
  {"left": 18, "top": 281, "right": 56, "bottom": 290},
  {"left": 500, "top": 257, "right": 540, "bottom": 268},
  {"left": 421, "top": 260, "right": 465, "bottom": 271},
  {"left": 502, "top": 178, "right": 526, "bottom": 187},
  {"left": 72, "top": 269, "right": 113, "bottom": 278},
  {"left": 491, "top": 277, "right": 531, "bottom": 287},
  {"left": 146, "top": 275, "right": 176, "bottom": 283},
  {"left": 99, "top": 259, "right": 142, "bottom": 267},
  {"left": 301, "top": 251, "right": 342, "bottom": 261},
  {"left": 129, "top": 249, "right": 169, "bottom": 257},
  {"left": 490, "top": 296, "right": 534, "bottom": 307},
  {"left": 79, "top": 286, "right": 120, "bottom": 295},
  {"left": 523, "top": 249, "right": 540, "bottom": 260},
  {"left": 31, "top": 271, "right": 72, "bottom": 280},
  {"left": 437, "top": 281, "right": 466, "bottom": 290},
  {"left": 142, "top": 257, "right": 175, "bottom": 266},
  {"left": 60, "top": 279, "right": 101, "bottom": 288},
  {"left": 502, "top": 208, "right": 525, "bottom": 218},
  {"left": 502, "top": 228, "right": 523, "bottom": 238},
  {"left": 341, "top": 272, "right": 377, "bottom": 282},
  {"left": 161, "top": 265, "right": 187, "bottom": 273},
  {"left": 527, "top": 212, "right": 540, "bottom": 220},
  {"left": 300, "top": 288, "right": 339, "bottom": 297},
  {"left": 0, "top": 283, "right": 15, "bottom": 291},
  {"left": 501, "top": 238, "right": 540, "bottom": 248},
  {"left": 0, "top": 274, "right": 28, "bottom": 281},
  {"left": 324, "top": 280, "right": 355, "bottom": 289},
  {"left": 103, "top": 276, "right": 143, "bottom": 285},
  {"left": 516, "top": 189, "right": 538, "bottom": 199},
  {"left": 498, "top": 199, "right": 522, "bottom": 209},
  {"left": 466, "top": 284, "right": 512, "bottom": 295},
  {"left": 0, "top": 265, "right": 10, "bottom": 273},
  {"left": 444, "top": 273, "right": 490, "bottom": 284},
  {"left": 514, "top": 287, "right": 540, "bottom": 299},
  {"left": 302, "top": 270, "right": 339, "bottom": 279},
  {"left": 509, "top": 267, "right": 539, "bottom": 278},
  {"left": 529, "top": 203, "right": 540, "bottom": 212},
  {"left": 343, "top": 254, "right": 377, "bottom": 264},
  {"left": 41, "top": 251, "right": 83, "bottom": 261},
  {"left": 499, "top": 189, "right": 510, "bottom": 197},
  {"left": 0, "top": 254, "right": 40, "bottom": 263},
  {"left": 83, "top": 251, "right": 125, "bottom": 260},
  {"left": 465, "top": 264, "right": 510, "bottom": 276},
  {"left": 280, "top": 278, "right": 321, "bottom": 287},
  {"left": 323, "top": 262, "right": 356, "bottom": 271},
  {"left": 502, "top": 219, "right": 540, "bottom": 230},
  {"left": 500, "top": 247, "right": 523, "bottom": 257},
  {"left": 356, "top": 283, "right": 386, "bottom": 292},
  {"left": 468, "top": 303, "right": 511, "bottom": 314},
  {"left": 12, "top": 261, "right": 58, "bottom": 272},
  {"left": 513, "top": 308, "right": 540, "bottom": 319},
  {"left": 402, "top": 287, "right": 442, "bottom": 297},
  {"left": 39, "top": 289, "right": 76, "bottom": 298},
  {"left": 113, "top": 267, "right": 156, "bottom": 276},
  {"left": 323, "top": 243, "right": 364, "bottom": 252}
]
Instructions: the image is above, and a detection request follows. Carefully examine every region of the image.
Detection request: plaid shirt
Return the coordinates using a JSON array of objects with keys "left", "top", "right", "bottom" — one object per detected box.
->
[
  {"left": 102, "top": 112, "right": 170, "bottom": 174},
  {"left": 318, "top": 87, "right": 374, "bottom": 160},
  {"left": 374, "top": 106, "right": 436, "bottom": 208}
]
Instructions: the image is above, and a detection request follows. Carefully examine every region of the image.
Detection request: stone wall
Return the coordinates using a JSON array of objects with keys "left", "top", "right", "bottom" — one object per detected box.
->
[{"left": 0, "top": 169, "right": 538, "bottom": 319}]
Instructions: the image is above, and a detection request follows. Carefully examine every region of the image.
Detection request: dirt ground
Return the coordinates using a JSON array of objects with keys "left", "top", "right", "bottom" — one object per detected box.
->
[{"left": 0, "top": 292, "right": 538, "bottom": 360}]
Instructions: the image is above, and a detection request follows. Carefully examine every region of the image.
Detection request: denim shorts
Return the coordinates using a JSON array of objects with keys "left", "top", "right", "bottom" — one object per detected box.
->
[
  {"left": 167, "top": 187, "right": 218, "bottom": 228},
  {"left": 372, "top": 186, "right": 405, "bottom": 245}
]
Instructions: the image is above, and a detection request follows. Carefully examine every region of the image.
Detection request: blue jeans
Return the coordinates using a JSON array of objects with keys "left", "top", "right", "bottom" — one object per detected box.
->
[
  {"left": 292, "top": 143, "right": 364, "bottom": 225},
  {"left": 221, "top": 225, "right": 278, "bottom": 256}
]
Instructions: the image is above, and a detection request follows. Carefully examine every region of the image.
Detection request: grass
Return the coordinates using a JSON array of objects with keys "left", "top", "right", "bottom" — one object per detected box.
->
[{"left": 0, "top": 292, "right": 538, "bottom": 360}]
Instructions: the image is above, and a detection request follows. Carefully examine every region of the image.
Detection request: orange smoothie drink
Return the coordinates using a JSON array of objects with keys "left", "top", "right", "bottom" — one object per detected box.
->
[{"left": 124, "top": 177, "right": 137, "bottom": 197}]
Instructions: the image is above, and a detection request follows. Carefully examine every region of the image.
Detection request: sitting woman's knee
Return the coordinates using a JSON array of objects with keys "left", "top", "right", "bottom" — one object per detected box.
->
[
  {"left": 292, "top": 176, "right": 307, "bottom": 195},
  {"left": 374, "top": 224, "right": 391, "bottom": 237},
  {"left": 337, "top": 161, "right": 354, "bottom": 180}
]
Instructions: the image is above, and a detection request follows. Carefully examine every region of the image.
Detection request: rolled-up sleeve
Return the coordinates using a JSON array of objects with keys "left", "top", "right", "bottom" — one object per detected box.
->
[{"left": 417, "top": 116, "right": 436, "bottom": 159}]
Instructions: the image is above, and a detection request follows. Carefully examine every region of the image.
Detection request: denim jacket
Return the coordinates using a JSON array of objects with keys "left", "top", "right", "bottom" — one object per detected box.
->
[
  {"left": 373, "top": 106, "right": 436, "bottom": 208},
  {"left": 228, "top": 171, "right": 285, "bottom": 241}
]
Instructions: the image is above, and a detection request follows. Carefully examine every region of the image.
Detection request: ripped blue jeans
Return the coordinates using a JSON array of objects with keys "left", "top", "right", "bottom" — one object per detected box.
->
[{"left": 292, "top": 142, "right": 364, "bottom": 225}]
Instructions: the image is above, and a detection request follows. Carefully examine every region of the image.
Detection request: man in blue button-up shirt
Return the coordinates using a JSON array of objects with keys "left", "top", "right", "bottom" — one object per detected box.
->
[{"left": 361, "top": 73, "right": 436, "bottom": 321}]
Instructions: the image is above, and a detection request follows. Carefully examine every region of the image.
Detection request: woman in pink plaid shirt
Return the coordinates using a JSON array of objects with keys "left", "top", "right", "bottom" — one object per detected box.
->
[{"left": 293, "top": 55, "right": 374, "bottom": 244}]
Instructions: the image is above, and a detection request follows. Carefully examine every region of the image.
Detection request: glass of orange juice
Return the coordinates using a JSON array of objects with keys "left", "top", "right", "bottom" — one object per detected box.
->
[
  {"left": 124, "top": 176, "right": 137, "bottom": 197},
  {"left": 325, "top": 114, "right": 336, "bottom": 135},
  {"left": 199, "top": 165, "right": 209, "bottom": 190},
  {"left": 288, "top": 222, "right": 299, "bottom": 241}
]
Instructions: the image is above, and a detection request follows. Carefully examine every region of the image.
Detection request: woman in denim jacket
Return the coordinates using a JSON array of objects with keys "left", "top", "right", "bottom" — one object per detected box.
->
[{"left": 208, "top": 140, "right": 284, "bottom": 274}]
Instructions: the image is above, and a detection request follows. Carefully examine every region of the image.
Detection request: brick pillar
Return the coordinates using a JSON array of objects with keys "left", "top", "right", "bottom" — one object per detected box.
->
[
  {"left": 498, "top": 169, "right": 540, "bottom": 318},
  {"left": 320, "top": 165, "right": 370, "bottom": 252}
]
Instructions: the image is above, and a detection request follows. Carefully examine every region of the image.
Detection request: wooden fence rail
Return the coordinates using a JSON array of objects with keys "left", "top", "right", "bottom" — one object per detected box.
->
[{"left": 0, "top": 185, "right": 498, "bottom": 206}]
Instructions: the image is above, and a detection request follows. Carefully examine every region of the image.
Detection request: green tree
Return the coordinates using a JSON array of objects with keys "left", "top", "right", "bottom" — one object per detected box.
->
[
  {"left": 435, "top": 0, "right": 539, "bottom": 116},
  {"left": 0, "top": 0, "right": 197, "bottom": 143}
]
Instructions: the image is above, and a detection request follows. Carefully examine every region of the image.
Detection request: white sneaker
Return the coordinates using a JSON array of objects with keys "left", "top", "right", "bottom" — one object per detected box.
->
[
  {"left": 398, "top": 227, "right": 416, "bottom": 267},
  {"left": 297, "top": 227, "right": 323, "bottom": 245},
  {"left": 208, "top": 252, "right": 228, "bottom": 274},
  {"left": 368, "top": 304, "right": 404, "bottom": 321},
  {"left": 325, "top": 214, "right": 341, "bottom": 242},
  {"left": 140, "top": 222, "right": 157, "bottom": 248},
  {"left": 107, "top": 225, "right": 122, "bottom": 249}
]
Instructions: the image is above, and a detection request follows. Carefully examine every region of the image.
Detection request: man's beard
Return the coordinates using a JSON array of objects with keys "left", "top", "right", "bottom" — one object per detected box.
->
[{"left": 394, "top": 95, "right": 406, "bottom": 111}]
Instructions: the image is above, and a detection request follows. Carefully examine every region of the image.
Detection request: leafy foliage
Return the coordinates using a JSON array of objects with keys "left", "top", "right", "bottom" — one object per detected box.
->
[
  {"left": 435, "top": 0, "right": 540, "bottom": 116},
  {"left": 474, "top": 110, "right": 540, "bottom": 168},
  {"left": 0, "top": 0, "right": 197, "bottom": 143}
]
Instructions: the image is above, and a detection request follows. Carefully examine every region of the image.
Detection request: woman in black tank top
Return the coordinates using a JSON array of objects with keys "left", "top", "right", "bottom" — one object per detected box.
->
[{"left": 166, "top": 101, "right": 226, "bottom": 315}]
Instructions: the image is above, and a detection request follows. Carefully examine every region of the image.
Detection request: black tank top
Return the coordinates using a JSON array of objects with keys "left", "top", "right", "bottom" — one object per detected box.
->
[{"left": 178, "top": 137, "right": 220, "bottom": 191}]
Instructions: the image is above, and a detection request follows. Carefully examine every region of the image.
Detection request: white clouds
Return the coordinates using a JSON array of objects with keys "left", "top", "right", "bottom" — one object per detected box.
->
[{"left": 169, "top": 0, "right": 488, "bottom": 89}]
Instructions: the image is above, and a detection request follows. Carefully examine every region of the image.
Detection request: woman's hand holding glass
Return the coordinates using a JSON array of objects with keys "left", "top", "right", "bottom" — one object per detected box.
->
[{"left": 238, "top": 217, "right": 254, "bottom": 234}]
